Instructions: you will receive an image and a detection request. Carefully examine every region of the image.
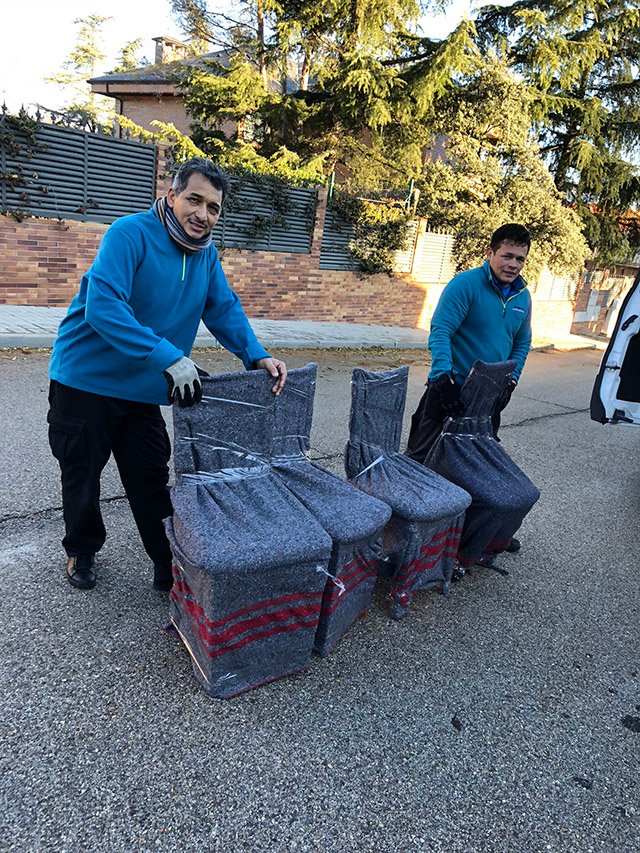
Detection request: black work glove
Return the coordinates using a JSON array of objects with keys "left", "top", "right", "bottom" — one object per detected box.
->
[
  {"left": 433, "top": 373, "right": 465, "bottom": 417},
  {"left": 496, "top": 378, "right": 517, "bottom": 413},
  {"left": 163, "top": 356, "right": 203, "bottom": 407}
]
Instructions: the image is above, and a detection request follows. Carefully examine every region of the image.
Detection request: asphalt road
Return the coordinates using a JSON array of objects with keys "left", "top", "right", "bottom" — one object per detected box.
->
[{"left": 1, "top": 347, "right": 638, "bottom": 853}]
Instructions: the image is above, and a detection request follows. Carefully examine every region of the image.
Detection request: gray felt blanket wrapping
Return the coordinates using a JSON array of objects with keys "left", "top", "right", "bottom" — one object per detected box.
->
[
  {"left": 168, "top": 369, "right": 333, "bottom": 698},
  {"left": 270, "top": 365, "right": 392, "bottom": 656},
  {"left": 424, "top": 359, "right": 541, "bottom": 567},
  {"left": 345, "top": 366, "right": 471, "bottom": 619}
]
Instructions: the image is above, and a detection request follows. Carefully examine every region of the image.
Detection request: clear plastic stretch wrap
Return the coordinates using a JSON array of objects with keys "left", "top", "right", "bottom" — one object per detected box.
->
[
  {"left": 345, "top": 367, "right": 471, "bottom": 620},
  {"left": 270, "top": 365, "right": 391, "bottom": 657},
  {"left": 424, "top": 360, "right": 541, "bottom": 568},
  {"left": 168, "top": 369, "right": 332, "bottom": 699}
]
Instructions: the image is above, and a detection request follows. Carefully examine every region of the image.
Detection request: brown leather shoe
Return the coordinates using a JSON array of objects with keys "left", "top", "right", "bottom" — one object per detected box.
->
[{"left": 66, "top": 555, "right": 96, "bottom": 589}]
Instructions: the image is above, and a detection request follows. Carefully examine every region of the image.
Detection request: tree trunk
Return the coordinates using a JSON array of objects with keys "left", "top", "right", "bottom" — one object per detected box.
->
[
  {"left": 346, "top": 0, "right": 363, "bottom": 50},
  {"left": 300, "top": 50, "right": 311, "bottom": 91},
  {"left": 257, "top": 1, "right": 268, "bottom": 87}
]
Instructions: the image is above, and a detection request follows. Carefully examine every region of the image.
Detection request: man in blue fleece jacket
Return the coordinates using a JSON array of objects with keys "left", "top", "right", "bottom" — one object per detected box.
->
[
  {"left": 48, "top": 157, "right": 287, "bottom": 592},
  {"left": 406, "top": 223, "right": 532, "bottom": 539}
]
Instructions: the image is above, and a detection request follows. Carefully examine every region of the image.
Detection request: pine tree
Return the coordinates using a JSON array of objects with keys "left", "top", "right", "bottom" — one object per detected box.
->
[
  {"left": 416, "top": 58, "right": 589, "bottom": 279},
  {"left": 113, "top": 39, "right": 150, "bottom": 73},
  {"left": 46, "top": 15, "right": 114, "bottom": 131},
  {"left": 170, "top": 0, "right": 215, "bottom": 53},
  {"left": 175, "top": 0, "right": 477, "bottom": 184},
  {"left": 475, "top": 0, "right": 640, "bottom": 263},
  {"left": 166, "top": 1, "right": 590, "bottom": 273}
]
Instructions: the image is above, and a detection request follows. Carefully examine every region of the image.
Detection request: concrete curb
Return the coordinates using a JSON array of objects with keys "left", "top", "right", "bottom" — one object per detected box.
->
[
  {"left": 0, "top": 334, "right": 58, "bottom": 349},
  {"left": 0, "top": 335, "right": 605, "bottom": 352},
  {"left": 0, "top": 308, "right": 607, "bottom": 352},
  {"left": 0, "top": 333, "right": 429, "bottom": 350}
]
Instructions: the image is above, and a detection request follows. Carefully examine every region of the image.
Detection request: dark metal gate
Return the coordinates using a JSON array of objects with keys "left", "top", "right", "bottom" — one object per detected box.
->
[{"left": 0, "top": 112, "right": 157, "bottom": 223}]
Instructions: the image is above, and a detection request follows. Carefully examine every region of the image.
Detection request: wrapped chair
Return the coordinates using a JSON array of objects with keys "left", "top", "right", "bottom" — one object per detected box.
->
[
  {"left": 345, "top": 366, "right": 471, "bottom": 620},
  {"left": 167, "top": 370, "right": 332, "bottom": 699},
  {"left": 270, "top": 364, "right": 391, "bottom": 656},
  {"left": 424, "top": 359, "right": 540, "bottom": 573}
]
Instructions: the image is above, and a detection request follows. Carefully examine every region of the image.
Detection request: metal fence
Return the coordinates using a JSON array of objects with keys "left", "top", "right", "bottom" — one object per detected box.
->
[
  {"left": 319, "top": 208, "right": 359, "bottom": 270},
  {"left": 393, "top": 220, "right": 420, "bottom": 273},
  {"left": 319, "top": 208, "right": 422, "bottom": 272},
  {"left": 533, "top": 268, "right": 581, "bottom": 301},
  {"left": 411, "top": 229, "right": 456, "bottom": 283},
  {"left": 214, "top": 180, "right": 317, "bottom": 253},
  {"left": 0, "top": 113, "right": 157, "bottom": 223}
]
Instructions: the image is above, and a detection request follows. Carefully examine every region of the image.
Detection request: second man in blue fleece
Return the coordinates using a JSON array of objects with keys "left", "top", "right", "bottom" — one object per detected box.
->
[{"left": 406, "top": 223, "right": 532, "bottom": 466}]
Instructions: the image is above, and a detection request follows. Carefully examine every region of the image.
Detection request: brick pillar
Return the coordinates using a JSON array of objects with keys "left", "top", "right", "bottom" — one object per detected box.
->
[
  {"left": 310, "top": 188, "right": 328, "bottom": 258},
  {"left": 155, "top": 143, "right": 173, "bottom": 199}
]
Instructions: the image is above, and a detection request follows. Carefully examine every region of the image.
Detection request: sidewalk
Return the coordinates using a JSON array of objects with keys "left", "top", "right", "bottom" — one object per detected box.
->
[{"left": 0, "top": 304, "right": 607, "bottom": 352}]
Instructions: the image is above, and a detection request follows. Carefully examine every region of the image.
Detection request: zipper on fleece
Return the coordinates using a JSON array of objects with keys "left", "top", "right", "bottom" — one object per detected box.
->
[
  {"left": 491, "top": 281, "right": 529, "bottom": 316},
  {"left": 182, "top": 253, "right": 186, "bottom": 281},
  {"left": 485, "top": 266, "right": 529, "bottom": 316},
  {"left": 501, "top": 285, "right": 529, "bottom": 316}
]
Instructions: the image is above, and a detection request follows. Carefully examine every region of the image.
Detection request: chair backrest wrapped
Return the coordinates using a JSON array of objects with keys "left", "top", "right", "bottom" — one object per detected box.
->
[
  {"left": 425, "top": 359, "right": 540, "bottom": 564},
  {"left": 173, "top": 370, "right": 276, "bottom": 479},
  {"left": 271, "top": 364, "right": 317, "bottom": 463},
  {"left": 346, "top": 366, "right": 409, "bottom": 475}
]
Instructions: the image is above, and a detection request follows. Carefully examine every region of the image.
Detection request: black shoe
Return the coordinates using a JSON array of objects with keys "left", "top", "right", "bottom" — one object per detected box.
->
[
  {"left": 506, "top": 538, "right": 521, "bottom": 553},
  {"left": 451, "top": 564, "right": 466, "bottom": 583},
  {"left": 66, "top": 555, "right": 96, "bottom": 590},
  {"left": 153, "top": 564, "right": 173, "bottom": 592}
]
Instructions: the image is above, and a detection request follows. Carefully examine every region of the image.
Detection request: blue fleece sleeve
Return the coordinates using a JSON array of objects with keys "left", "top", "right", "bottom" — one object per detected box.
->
[
  {"left": 84, "top": 221, "right": 183, "bottom": 371},
  {"left": 428, "top": 276, "right": 473, "bottom": 379},
  {"left": 201, "top": 252, "right": 270, "bottom": 370},
  {"left": 509, "top": 299, "right": 532, "bottom": 382}
]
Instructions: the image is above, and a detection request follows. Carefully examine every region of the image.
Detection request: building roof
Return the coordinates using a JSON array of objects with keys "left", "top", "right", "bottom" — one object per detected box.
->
[{"left": 90, "top": 49, "right": 232, "bottom": 85}]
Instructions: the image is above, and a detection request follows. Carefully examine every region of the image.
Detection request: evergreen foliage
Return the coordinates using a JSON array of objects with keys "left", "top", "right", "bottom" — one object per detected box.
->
[
  {"left": 172, "top": 1, "right": 589, "bottom": 275},
  {"left": 474, "top": 0, "right": 640, "bottom": 263},
  {"left": 416, "top": 59, "right": 589, "bottom": 278},
  {"left": 46, "top": 15, "right": 115, "bottom": 132},
  {"left": 113, "top": 39, "right": 150, "bottom": 73},
  {"left": 174, "top": 0, "right": 477, "bottom": 183},
  {"left": 46, "top": 18, "right": 150, "bottom": 132},
  {"left": 331, "top": 191, "right": 412, "bottom": 274}
]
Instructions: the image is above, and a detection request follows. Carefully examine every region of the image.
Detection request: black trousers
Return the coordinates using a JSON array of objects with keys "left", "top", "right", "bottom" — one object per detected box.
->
[
  {"left": 405, "top": 381, "right": 503, "bottom": 465},
  {"left": 47, "top": 381, "right": 173, "bottom": 568}
]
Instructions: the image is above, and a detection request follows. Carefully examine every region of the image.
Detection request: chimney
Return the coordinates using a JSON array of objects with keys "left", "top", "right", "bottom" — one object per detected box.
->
[{"left": 153, "top": 36, "right": 190, "bottom": 64}]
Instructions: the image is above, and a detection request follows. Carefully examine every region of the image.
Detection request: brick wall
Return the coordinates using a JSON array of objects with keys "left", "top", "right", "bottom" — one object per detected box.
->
[
  {"left": 0, "top": 192, "right": 427, "bottom": 326},
  {"left": 0, "top": 188, "right": 590, "bottom": 339},
  {"left": 115, "top": 96, "right": 238, "bottom": 145},
  {"left": 0, "top": 217, "right": 106, "bottom": 306},
  {"left": 117, "top": 94, "right": 191, "bottom": 135}
]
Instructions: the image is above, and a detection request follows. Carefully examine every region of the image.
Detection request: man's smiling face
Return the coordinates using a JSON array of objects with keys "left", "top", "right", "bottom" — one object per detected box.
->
[
  {"left": 487, "top": 240, "right": 529, "bottom": 284},
  {"left": 167, "top": 173, "right": 223, "bottom": 239}
]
